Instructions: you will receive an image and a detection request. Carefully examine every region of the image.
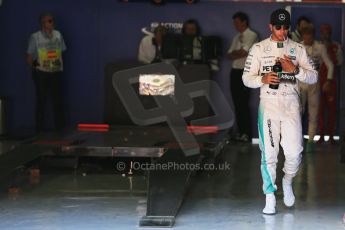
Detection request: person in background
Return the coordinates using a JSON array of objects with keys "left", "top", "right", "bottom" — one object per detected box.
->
[
  {"left": 181, "top": 19, "right": 220, "bottom": 71},
  {"left": 317, "top": 24, "right": 343, "bottom": 144},
  {"left": 27, "top": 12, "right": 66, "bottom": 133},
  {"left": 227, "top": 11, "right": 258, "bottom": 142},
  {"left": 182, "top": 19, "right": 203, "bottom": 62},
  {"left": 300, "top": 25, "right": 334, "bottom": 151},
  {"left": 242, "top": 9, "right": 317, "bottom": 215},
  {"left": 291, "top": 16, "right": 311, "bottom": 43},
  {"left": 138, "top": 25, "right": 167, "bottom": 64}
]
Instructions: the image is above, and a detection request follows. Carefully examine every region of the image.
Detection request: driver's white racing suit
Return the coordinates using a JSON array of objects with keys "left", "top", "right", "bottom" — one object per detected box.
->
[{"left": 242, "top": 37, "right": 318, "bottom": 194}]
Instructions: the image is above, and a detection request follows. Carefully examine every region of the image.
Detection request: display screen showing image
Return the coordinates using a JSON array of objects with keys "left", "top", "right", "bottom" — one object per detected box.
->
[{"left": 139, "top": 74, "right": 175, "bottom": 96}]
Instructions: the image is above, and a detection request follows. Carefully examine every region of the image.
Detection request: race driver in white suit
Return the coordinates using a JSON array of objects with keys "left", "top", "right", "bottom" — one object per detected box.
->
[{"left": 242, "top": 9, "right": 318, "bottom": 215}]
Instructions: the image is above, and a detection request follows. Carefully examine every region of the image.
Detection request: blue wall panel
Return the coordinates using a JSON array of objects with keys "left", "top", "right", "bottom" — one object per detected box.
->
[{"left": 0, "top": 1, "right": 343, "bottom": 137}]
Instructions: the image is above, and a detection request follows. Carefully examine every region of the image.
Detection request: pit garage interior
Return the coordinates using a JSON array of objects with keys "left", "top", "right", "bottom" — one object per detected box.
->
[{"left": 0, "top": 0, "right": 345, "bottom": 229}]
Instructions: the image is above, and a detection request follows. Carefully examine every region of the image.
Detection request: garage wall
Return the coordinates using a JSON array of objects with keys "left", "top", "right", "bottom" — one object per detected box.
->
[{"left": 0, "top": 0, "right": 343, "bottom": 137}]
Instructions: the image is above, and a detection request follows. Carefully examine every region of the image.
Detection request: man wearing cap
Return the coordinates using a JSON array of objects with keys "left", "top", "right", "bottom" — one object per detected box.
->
[
  {"left": 318, "top": 24, "right": 343, "bottom": 144},
  {"left": 242, "top": 9, "right": 318, "bottom": 214},
  {"left": 300, "top": 25, "right": 333, "bottom": 150}
]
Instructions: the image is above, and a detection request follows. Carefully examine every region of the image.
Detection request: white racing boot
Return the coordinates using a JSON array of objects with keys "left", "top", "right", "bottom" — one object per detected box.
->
[
  {"left": 282, "top": 178, "right": 295, "bottom": 207},
  {"left": 263, "top": 193, "right": 276, "bottom": 215}
]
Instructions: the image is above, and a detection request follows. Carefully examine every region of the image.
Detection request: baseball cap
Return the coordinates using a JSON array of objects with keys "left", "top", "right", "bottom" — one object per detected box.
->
[{"left": 270, "top": 9, "right": 291, "bottom": 26}]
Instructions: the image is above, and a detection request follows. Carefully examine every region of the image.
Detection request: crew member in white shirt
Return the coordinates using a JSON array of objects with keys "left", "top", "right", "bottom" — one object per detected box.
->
[{"left": 227, "top": 11, "right": 258, "bottom": 142}]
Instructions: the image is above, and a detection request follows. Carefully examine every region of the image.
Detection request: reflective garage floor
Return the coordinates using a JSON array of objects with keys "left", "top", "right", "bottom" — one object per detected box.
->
[{"left": 0, "top": 140, "right": 344, "bottom": 230}]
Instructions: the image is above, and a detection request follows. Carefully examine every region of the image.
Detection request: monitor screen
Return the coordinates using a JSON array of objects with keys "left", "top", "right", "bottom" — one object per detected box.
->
[
  {"left": 139, "top": 74, "right": 175, "bottom": 96},
  {"left": 202, "top": 36, "right": 222, "bottom": 60},
  {"left": 179, "top": 35, "right": 194, "bottom": 62},
  {"left": 162, "top": 34, "right": 221, "bottom": 63},
  {"left": 161, "top": 34, "right": 181, "bottom": 59}
]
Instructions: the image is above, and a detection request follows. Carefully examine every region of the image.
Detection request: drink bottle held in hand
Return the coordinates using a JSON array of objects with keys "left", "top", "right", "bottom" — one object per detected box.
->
[{"left": 269, "top": 60, "right": 282, "bottom": 90}]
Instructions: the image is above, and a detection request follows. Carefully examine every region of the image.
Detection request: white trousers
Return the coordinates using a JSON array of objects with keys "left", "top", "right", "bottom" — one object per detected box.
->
[
  {"left": 300, "top": 82, "right": 320, "bottom": 141},
  {"left": 258, "top": 98, "right": 303, "bottom": 194}
]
